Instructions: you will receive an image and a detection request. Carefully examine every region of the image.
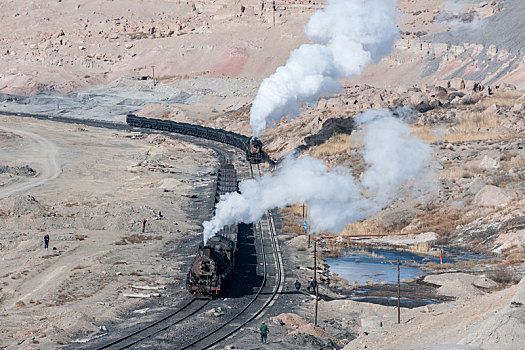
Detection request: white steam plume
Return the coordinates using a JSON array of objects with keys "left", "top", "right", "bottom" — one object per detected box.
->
[
  {"left": 249, "top": 0, "right": 400, "bottom": 136},
  {"left": 203, "top": 108, "right": 432, "bottom": 244}
]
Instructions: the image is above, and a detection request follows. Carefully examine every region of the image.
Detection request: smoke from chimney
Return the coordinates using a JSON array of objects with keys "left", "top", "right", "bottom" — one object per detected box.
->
[
  {"left": 203, "top": 108, "right": 432, "bottom": 244},
  {"left": 249, "top": 0, "right": 400, "bottom": 136}
]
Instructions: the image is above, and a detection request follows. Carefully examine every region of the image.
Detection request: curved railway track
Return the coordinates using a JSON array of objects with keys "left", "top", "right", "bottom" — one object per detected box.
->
[
  {"left": 96, "top": 164, "right": 282, "bottom": 350},
  {"left": 0, "top": 110, "right": 283, "bottom": 349}
]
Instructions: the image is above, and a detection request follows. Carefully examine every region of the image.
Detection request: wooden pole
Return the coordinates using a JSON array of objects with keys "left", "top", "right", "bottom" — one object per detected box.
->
[
  {"left": 397, "top": 257, "right": 400, "bottom": 324},
  {"left": 272, "top": 0, "right": 275, "bottom": 26},
  {"left": 152, "top": 66, "right": 156, "bottom": 87},
  {"left": 314, "top": 235, "right": 318, "bottom": 326},
  {"left": 306, "top": 205, "right": 310, "bottom": 248}
]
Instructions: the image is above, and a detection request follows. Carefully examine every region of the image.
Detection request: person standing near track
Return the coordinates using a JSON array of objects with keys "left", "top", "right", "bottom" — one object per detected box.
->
[
  {"left": 43, "top": 234, "right": 50, "bottom": 249},
  {"left": 260, "top": 321, "right": 269, "bottom": 344},
  {"left": 141, "top": 218, "right": 147, "bottom": 233}
]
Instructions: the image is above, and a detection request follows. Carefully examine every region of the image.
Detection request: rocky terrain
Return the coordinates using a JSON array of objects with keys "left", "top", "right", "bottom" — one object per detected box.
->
[{"left": 0, "top": 0, "right": 523, "bottom": 349}]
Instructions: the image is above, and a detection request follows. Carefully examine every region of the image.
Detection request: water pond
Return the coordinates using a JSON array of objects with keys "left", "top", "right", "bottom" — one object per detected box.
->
[{"left": 325, "top": 247, "right": 489, "bottom": 286}]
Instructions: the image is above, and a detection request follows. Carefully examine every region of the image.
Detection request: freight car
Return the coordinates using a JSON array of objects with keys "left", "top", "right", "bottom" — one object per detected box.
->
[
  {"left": 186, "top": 161, "right": 239, "bottom": 298},
  {"left": 126, "top": 114, "right": 265, "bottom": 164}
]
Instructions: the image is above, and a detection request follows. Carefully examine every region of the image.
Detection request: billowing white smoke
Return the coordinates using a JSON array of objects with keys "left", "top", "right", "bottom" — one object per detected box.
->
[
  {"left": 203, "top": 108, "right": 432, "bottom": 244},
  {"left": 249, "top": 0, "right": 400, "bottom": 136}
]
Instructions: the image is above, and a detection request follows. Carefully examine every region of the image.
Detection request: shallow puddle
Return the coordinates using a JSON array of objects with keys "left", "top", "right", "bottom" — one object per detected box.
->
[{"left": 326, "top": 249, "right": 439, "bottom": 286}]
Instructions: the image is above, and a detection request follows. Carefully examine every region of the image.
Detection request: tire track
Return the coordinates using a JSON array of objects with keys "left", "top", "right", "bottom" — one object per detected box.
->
[{"left": 0, "top": 126, "right": 61, "bottom": 199}]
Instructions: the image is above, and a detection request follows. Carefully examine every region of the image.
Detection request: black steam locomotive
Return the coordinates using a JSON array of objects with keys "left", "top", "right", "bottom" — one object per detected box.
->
[
  {"left": 186, "top": 162, "right": 239, "bottom": 298},
  {"left": 126, "top": 114, "right": 264, "bottom": 164},
  {"left": 247, "top": 137, "right": 263, "bottom": 164}
]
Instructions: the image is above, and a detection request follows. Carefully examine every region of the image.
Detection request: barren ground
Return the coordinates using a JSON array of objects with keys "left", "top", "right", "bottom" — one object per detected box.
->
[{"left": 0, "top": 0, "right": 524, "bottom": 349}]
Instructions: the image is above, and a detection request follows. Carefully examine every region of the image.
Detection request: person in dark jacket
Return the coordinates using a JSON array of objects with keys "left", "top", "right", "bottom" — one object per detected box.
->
[
  {"left": 142, "top": 219, "right": 147, "bottom": 233},
  {"left": 295, "top": 279, "right": 301, "bottom": 291},
  {"left": 260, "top": 321, "right": 269, "bottom": 344},
  {"left": 44, "top": 234, "right": 50, "bottom": 249}
]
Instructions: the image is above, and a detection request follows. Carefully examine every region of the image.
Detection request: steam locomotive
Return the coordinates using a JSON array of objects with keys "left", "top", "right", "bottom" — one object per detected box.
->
[
  {"left": 125, "top": 114, "right": 265, "bottom": 164},
  {"left": 247, "top": 137, "right": 263, "bottom": 164},
  {"left": 186, "top": 162, "right": 239, "bottom": 298}
]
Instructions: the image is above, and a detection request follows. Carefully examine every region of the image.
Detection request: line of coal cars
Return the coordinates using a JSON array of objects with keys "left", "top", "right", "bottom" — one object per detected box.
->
[{"left": 125, "top": 114, "right": 263, "bottom": 298}]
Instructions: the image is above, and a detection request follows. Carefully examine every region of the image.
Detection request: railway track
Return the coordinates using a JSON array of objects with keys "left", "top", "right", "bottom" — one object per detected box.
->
[
  {"left": 0, "top": 110, "right": 283, "bottom": 348},
  {"left": 92, "top": 165, "right": 282, "bottom": 349},
  {"left": 96, "top": 299, "right": 210, "bottom": 350}
]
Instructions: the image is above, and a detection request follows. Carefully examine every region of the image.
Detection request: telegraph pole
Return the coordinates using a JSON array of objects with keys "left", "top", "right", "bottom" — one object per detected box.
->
[
  {"left": 272, "top": 0, "right": 276, "bottom": 27},
  {"left": 397, "top": 257, "right": 400, "bottom": 324},
  {"left": 304, "top": 204, "right": 310, "bottom": 248},
  {"left": 152, "top": 65, "right": 156, "bottom": 87},
  {"left": 314, "top": 234, "right": 318, "bottom": 326}
]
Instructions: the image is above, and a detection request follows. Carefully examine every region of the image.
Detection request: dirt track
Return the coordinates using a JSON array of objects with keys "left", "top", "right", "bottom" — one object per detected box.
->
[{"left": 0, "top": 125, "right": 60, "bottom": 199}]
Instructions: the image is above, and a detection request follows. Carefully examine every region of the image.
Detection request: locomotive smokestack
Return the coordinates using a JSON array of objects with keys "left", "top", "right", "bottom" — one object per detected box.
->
[{"left": 249, "top": 0, "right": 400, "bottom": 136}]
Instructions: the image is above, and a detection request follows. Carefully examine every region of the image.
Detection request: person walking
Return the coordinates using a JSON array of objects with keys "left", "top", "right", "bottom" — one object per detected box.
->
[
  {"left": 44, "top": 234, "right": 50, "bottom": 249},
  {"left": 141, "top": 219, "right": 147, "bottom": 233},
  {"left": 259, "top": 321, "right": 269, "bottom": 344},
  {"left": 294, "top": 279, "right": 301, "bottom": 291}
]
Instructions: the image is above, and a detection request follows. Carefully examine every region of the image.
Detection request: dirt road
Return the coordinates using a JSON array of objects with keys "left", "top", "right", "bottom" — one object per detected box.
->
[{"left": 0, "top": 125, "right": 60, "bottom": 199}]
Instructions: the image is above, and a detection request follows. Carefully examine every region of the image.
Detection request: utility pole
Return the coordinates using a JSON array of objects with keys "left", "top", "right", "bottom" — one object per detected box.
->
[
  {"left": 303, "top": 204, "right": 310, "bottom": 248},
  {"left": 397, "top": 257, "right": 400, "bottom": 324},
  {"left": 313, "top": 233, "right": 318, "bottom": 326},
  {"left": 272, "top": 0, "right": 276, "bottom": 27},
  {"left": 388, "top": 257, "right": 408, "bottom": 324},
  {"left": 152, "top": 65, "right": 156, "bottom": 87}
]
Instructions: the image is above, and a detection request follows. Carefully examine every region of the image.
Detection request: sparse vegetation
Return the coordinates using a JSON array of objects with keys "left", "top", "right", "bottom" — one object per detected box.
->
[{"left": 310, "top": 133, "right": 358, "bottom": 158}]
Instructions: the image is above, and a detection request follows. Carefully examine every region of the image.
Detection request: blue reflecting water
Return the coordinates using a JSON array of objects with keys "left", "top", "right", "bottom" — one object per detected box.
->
[{"left": 326, "top": 249, "right": 449, "bottom": 286}]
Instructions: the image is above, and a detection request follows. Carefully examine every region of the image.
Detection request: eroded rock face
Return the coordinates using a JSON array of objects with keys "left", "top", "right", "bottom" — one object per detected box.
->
[{"left": 473, "top": 185, "right": 511, "bottom": 207}]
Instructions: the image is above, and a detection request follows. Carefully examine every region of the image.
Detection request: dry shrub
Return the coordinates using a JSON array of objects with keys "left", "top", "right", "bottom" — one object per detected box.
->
[
  {"left": 310, "top": 133, "right": 358, "bottom": 158},
  {"left": 424, "top": 262, "right": 455, "bottom": 270},
  {"left": 476, "top": 93, "right": 521, "bottom": 108},
  {"left": 440, "top": 167, "right": 471, "bottom": 179},
  {"left": 114, "top": 239, "right": 127, "bottom": 246},
  {"left": 75, "top": 234, "right": 88, "bottom": 241},
  {"left": 505, "top": 253, "right": 525, "bottom": 265},
  {"left": 15, "top": 300, "right": 25, "bottom": 308},
  {"left": 71, "top": 265, "right": 87, "bottom": 271},
  {"left": 410, "top": 208, "right": 464, "bottom": 238},
  {"left": 119, "top": 234, "right": 162, "bottom": 244},
  {"left": 341, "top": 219, "right": 386, "bottom": 237},
  {"left": 486, "top": 267, "right": 518, "bottom": 285},
  {"left": 281, "top": 220, "right": 304, "bottom": 236},
  {"left": 324, "top": 248, "right": 344, "bottom": 258},
  {"left": 411, "top": 125, "right": 439, "bottom": 143},
  {"left": 281, "top": 204, "right": 305, "bottom": 218},
  {"left": 442, "top": 111, "right": 511, "bottom": 142},
  {"left": 455, "top": 112, "right": 501, "bottom": 133}
]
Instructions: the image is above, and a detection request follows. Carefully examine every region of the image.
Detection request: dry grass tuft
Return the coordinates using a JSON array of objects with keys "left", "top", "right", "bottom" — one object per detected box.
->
[
  {"left": 476, "top": 93, "right": 521, "bottom": 108},
  {"left": 15, "top": 300, "right": 25, "bottom": 308},
  {"left": 120, "top": 234, "right": 163, "bottom": 244},
  {"left": 441, "top": 111, "right": 511, "bottom": 142},
  {"left": 341, "top": 219, "right": 386, "bottom": 237},
  {"left": 505, "top": 252, "right": 525, "bottom": 265},
  {"left": 439, "top": 167, "right": 472, "bottom": 179},
  {"left": 71, "top": 265, "right": 87, "bottom": 271},
  {"left": 411, "top": 125, "right": 439, "bottom": 143},
  {"left": 310, "top": 133, "right": 358, "bottom": 158}
]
